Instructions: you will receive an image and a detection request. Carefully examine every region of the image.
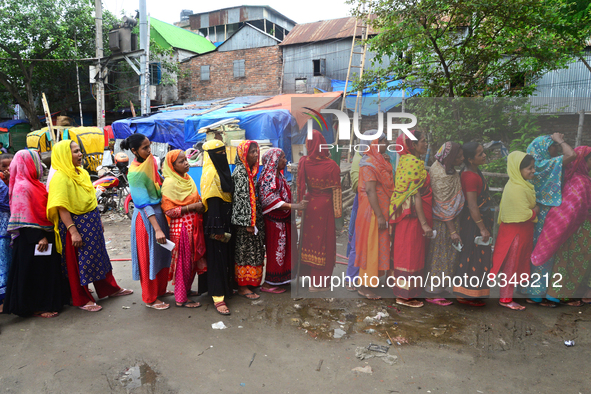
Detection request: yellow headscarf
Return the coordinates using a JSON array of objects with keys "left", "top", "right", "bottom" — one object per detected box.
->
[
  {"left": 200, "top": 140, "right": 232, "bottom": 211},
  {"left": 47, "top": 139, "right": 98, "bottom": 253},
  {"left": 161, "top": 150, "right": 201, "bottom": 212},
  {"left": 498, "top": 151, "right": 538, "bottom": 224}
]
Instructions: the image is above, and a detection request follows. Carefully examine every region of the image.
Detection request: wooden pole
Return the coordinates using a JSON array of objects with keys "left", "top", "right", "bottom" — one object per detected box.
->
[
  {"left": 575, "top": 110, "right": 585, "bottom": 147},
  {"left": 41, "top": 93, "right": 57, "bottom": 143}
]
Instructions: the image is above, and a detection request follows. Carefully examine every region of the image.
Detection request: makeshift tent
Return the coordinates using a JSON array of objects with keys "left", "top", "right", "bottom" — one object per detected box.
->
[
  {"left": 0, "top": 119, "right": 31, "bottom": 151},
  {"left": 329, "top": 80, "right": 423, "bottom": 116},
  {"left": 62, "top": 127, "right": 105, "bottom": 172},
  {"left": 184, "top": 104, "right": 297, "bottom": 162}
]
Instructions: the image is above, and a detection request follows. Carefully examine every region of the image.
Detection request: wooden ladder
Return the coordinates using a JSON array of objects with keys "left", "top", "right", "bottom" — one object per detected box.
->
[{"left": 340, "top": 5, "right": 370, "bottom": 161}]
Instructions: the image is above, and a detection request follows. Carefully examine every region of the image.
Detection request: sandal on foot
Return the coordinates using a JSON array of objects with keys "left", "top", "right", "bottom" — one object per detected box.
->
[
  {"left": 33, "top": 311, "right": 59, "bottom": 318},
  {"left": 396, "top": 298, "right": 424, "bottom": 308},
  {"left": 214, "top": 301, "right": 231, "bottom": 315},
  {"left": 109, "top": 288, "right": 133, "bottom": 297},
  {"left": 426, "top": 298, "right": 453, "bottom": 306},
  {"left": 582, "top": 298, "right": 591, "bottom": 304},
  {"left": 146, "top": 301, "right": 169, "bottom": 310},
  {"left": 457, "top": 298, "right": 486, "bottom": 307},
  {"left": 562, "top": 299, "right": 584, "bottom": 307},
  {"left": 358, "top": 289, "right": 381, "bottom": 300},
  {"left": 345, "top": 285, "right": 357, "bottom": 292},
  {"left": 238, "top": 292, "right": 260, "bottom": 300},
  {"left": 260, "top": 286, "right": 286, "bottom": 294},
  {"left": 499, "top": 301, "right": 526, "bottom": 311},
  {"left": 175, "top": 301, "right": 201, "bottom": 308},
  {"left": 79, "top": 303, "right": 102, "bottom": 312}
]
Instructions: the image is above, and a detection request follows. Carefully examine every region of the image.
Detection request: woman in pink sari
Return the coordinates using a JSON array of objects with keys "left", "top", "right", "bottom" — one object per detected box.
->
[{"left": 532, "top": 146, "right": 591, "bottom": 306}]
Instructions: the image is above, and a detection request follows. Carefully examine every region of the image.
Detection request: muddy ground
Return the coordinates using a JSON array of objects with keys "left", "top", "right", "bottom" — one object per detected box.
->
[{"left": 0, "top": 214, "right": 590, "bottom": 393}]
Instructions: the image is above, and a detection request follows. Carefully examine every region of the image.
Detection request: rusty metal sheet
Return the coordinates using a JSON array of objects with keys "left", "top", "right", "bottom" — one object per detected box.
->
[
  {"left": 279, "top": 16, "right": 377, "bottom": 46},
  {"left": 189, "top": 14, "right": 200, "bottom": 30},
  {"left": 209, "top": 11, "right": 220, "bottom": 26}
]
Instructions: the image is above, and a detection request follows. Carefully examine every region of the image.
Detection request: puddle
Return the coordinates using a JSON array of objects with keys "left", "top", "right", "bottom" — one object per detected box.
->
[{"left": 119, "top": 363, "right": 157, "bottom": 391}]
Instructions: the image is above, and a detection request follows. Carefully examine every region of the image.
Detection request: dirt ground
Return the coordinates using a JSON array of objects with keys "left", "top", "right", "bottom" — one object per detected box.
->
[{"left": 1, "top": 214, "right": 590, "bottom": 394}]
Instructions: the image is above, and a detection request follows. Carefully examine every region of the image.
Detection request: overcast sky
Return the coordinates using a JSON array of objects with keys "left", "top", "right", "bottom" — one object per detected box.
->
[{"left": 101, "top": 0, "right": 354, "bottom": 25}]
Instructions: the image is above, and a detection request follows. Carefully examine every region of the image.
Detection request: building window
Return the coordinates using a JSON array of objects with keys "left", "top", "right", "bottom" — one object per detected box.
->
[
  {"left": 313, "top": 59, "right": 326, "bottom": 76},
  {"left": 149, "top": 62, "right": 161, "bottom": 85},
  {"left": 201, "top": 65, "right": 210, "bottom": 81},
  {"left": 295, "top": 78, "right": 307, "bottom": 93},
  {"left": 233, "top": 59, "right": 245, "bottom": 78}
]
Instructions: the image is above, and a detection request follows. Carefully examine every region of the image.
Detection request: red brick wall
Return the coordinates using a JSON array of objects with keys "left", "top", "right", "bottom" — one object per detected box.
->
[{"left": 179, "top": 46, "right": 282, "bottom": 101}]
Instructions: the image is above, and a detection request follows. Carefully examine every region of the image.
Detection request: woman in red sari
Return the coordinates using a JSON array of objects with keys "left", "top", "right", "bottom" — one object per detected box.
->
[
  {"left": 389, "top": 130, "right": 432, "bottom": 308},
  {"left": 298, "top": 130, "right": 342, "bottom": 292}
]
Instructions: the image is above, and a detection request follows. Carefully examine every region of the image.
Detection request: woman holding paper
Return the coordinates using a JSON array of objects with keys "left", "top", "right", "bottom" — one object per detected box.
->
[
  {"left": 47, "top": 140, "right": 132, "bottom": 312},
  {"left": 124, "top": 134, "right": 172, "bottom": 310},
  {"left": 201, "top": 139, "right": 235, "bottom": 315},
  {"left": 162, "top": 150, "right": 206, "bottom": 308},
  {"left": 3, "top": 150, "right": 68, "bottom": 317}
]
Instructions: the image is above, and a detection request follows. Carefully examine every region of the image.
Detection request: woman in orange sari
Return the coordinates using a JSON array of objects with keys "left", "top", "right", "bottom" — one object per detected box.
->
[
  {"left": 389, "top": 131, "right": 432, "bottom": 308},
  {"left": 297, "top": 130, "right": 342, "bottom": 292},
  {"left": 354, "top": 134, "right": 394, "bottom": 300}
]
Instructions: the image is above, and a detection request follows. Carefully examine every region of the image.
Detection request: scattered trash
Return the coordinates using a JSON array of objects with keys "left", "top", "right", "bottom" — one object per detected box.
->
[
  {"left": 240, "top": 383, "right": 246, "bottom": 387},
  {"left": 337, "top": 320, "right": 346, "bottom": 325},
  {"left": 334, "top": 328, "right": 346, "bottom": 339},
  {"left": 564, "top": 340, "right": 575, "bottom": 347},
  {"left": 121, "top": 306, "right": 130, "bottom": 309},
  {"left": 212, "top": 321, "right": 227, "bottom": 330},
  {"left": 355, "top": 347, "right": 398, "bottom": 365},
  {"left": 368, "top": 343, "right": 389, "bottom": 353},
  {"left": 293, "top": 304, "right": 302, "bottom": 309},
  {"left": 316, "top": 359, "right": 323, "bottom": 372},
  {"left": 365, "top": 329, "right": 376, "bottom": 334},
  {"left": 386, "top": 339, "right": 392, "bottom": 345},
  {"left": 386, "top": 305, "right": 401, "bottom": 313},
  {"left": 351, "top": 365, "right": 373, "bottom": 374},
  {"left": 251, "top": 300, "right": 263, "bottom": 305},
  {"left": 393, "top": 336, "right": 409, "bottom": 345},
  {"left": 290, "top": 318, "right": 302, "bottom": 326},
  {"left": 431, "top": 327, "right": 447, "bottom": 337},
  {"left": 356, "top": 302, "right": 367, "bottom": 307},
  {"left": 238, "top": 326, "right": 243, "bottom": 328},
  {"left": 248, "top": 353, "right": 256, "bottom": 367}
]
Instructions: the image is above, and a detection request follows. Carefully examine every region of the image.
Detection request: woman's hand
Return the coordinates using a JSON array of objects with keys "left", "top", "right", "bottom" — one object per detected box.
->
[
  {"left": 246, "top": 226, "right": 255, "bottom": 234},
  {"left": 533, "top": 205, "right": 540, "bottom": 215},
  {"left": 377, "top": 215, "right": 387, "bottom": 230},
  {"left": 421, "top": 223, "right": 433, "bottom": 238},
  {"left": 155, "top": 229, "right": 166, "bottom": 244},
  {"left": 298, "top": 200, "right": 309, "bottom": 210},
  {"left": 37, "top": 237, "right": 49, "bottom": 252},
  {"left": 194, "top": 202, "right": 205, "bottom": 214},
  {"left": 551, "top": 132, "right": 565, "bottom": 144},
  {"left": 71, "top": 230, "right": 83, "bottom": 248},
  {"left": 450, "top": 232, "right": 462, "bottom": 245},
  {"left": 480, "top": 227, "right": 491, "bottom": 243}
]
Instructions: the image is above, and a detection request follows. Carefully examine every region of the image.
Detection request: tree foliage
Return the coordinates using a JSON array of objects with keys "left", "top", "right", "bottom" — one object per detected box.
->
[
  {"left": 0, "top": 0, "right": 116, "bottom": 129},
  {"left": 353, "top": 0, "right": 591, "bottom": 98}
]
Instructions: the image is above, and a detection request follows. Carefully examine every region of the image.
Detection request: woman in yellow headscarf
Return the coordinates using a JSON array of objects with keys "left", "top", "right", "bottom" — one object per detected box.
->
[
  {"left": 162, "top": 149, "right": 206, "bottom": 308},
  {"left": 201, "top": 140, "right": 234, "bottom": 315},
  {"left": 47, "top": 140, "right": 133, "bottom": 312},
  {"left": 491, "top": 152, "right": 538, "bottom": 310}
]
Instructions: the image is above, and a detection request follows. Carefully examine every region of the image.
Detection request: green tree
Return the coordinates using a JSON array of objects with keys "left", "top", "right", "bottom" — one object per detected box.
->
[
  {"left": 0, "top": 0, "right": 116, "bottom": 129},
  {"left": 354, "top": 0, "right": 591, "bottom": 98}
]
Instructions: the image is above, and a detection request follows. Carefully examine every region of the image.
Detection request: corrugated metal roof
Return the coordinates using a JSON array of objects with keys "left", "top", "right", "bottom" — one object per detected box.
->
[{"left": 279, "top": 17, "right": 377, "bottom": 46}]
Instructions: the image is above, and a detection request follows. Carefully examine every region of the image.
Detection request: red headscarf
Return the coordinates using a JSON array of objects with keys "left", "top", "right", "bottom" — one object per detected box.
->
[
  {"left": 360, "top": 138, "right": 394, "bottom": 193},
  {"left": 565, "top": 146, "right": 591, "bottom": 181},
  {"left": 297, "top": 130, "right": 341, "bottom": 202},
  {"left": 7, "top": 149, "right": 54, "bottom": 237}
]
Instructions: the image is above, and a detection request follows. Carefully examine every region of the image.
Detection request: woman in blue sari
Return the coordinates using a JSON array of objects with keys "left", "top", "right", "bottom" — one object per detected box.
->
[{"left": 523, "top": 133, "right": 575, "bottom": 306}]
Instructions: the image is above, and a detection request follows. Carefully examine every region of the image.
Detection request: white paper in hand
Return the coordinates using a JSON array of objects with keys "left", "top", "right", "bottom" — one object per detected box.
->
[
  {"left": 159, "top": 239, "right": 176, "bottom": 251},
  {"left": 254, "top": 226, "right": 259, "bottom": 236},
  {"left": 35, "top": 243, "right": 52, "bottom": 256}
]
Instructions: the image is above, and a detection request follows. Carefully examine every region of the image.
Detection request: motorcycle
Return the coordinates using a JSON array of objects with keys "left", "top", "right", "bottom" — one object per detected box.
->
[{"left": 93, "top": 162, "right": 134, "bottom": 219}]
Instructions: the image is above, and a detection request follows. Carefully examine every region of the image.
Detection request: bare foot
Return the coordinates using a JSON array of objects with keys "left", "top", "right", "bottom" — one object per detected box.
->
[
  {"left": 358, "top": 287, "right": 381, "bottom": 300},
  {"left": 499, "top": 301, "right": 526, "bottom": 310},
  {"left": 33, "top": 311, "right": 59, "bottom": 318}
]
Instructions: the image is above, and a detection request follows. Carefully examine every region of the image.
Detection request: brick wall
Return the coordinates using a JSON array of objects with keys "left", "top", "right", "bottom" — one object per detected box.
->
[{"left": 179, "top": 46, "right": 282, "bottom": 101}]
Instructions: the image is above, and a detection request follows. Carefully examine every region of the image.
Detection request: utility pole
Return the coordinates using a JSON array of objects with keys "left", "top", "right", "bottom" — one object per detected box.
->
[
  {"left": 94, "top": 0, "right": 105, "bottom": 128},
  {"left": 139, "top": 0, "right": 149, "bottom": 115}
]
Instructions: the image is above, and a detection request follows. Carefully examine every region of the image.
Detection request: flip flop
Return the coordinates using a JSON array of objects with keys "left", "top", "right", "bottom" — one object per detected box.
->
[
  {"left": 109, "top": 288, "right": 133, "bottom": 297},
  {"left": 582, "top": 298, "right": 591, "bottom": 304},
  {"left": 33, "top": 311, "right": 59, "bottom": 318},
  {"left": 146, "top": 301, "right": 169, "bottom": 310},
  {"left": 214, "top": 301, "right": 231, "bottom": 315},
  {"left": 396, "top": 298, "right": 424, "bottom": 308},
  {"left": 238, "top": 292, "right": 260, "bottom": 300},
  {"left": 78, "top": 303, "right": 102, "bottom": 312},
  {"left": 175, "top": 301, "right": 202, "bottom": 308},
  {"left": 426, "top": 298, "right": 453, "bottom": 306},
  {"left": 562, "top": 299, "right": 585, "bottom": 307},
  {"left": 499, "top": 301, "right": 526, "bottom": 311},
  {"left": 260, "top": 286, "right": 286, "bottom": 294}
]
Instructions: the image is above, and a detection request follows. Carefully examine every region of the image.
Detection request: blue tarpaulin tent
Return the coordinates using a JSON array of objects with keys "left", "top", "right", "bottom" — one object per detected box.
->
[{"left": 329, "top": 80, "right": 423, "bottom": 116}]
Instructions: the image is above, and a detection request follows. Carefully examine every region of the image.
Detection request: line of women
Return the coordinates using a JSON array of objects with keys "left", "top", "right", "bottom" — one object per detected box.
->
[
  {"left": 348, "top": 131, "right": 591, "bottom": 309},
  {"left": 123, "top": 134, "right": 305, "bottom": 315}
]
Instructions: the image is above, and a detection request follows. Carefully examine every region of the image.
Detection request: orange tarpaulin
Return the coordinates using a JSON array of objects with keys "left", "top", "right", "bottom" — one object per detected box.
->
[{"left": 239, "top": 92, "right": 343, "bottom": 129}]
